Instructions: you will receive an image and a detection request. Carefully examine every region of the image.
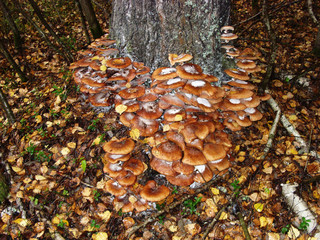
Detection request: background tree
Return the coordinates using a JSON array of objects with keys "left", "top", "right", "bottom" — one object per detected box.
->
[
  {"left": 79, "top": 0, "right": 104, "bottom": 39},
  {"left": 0, "top": 0, "right": 23, "bottom": 54},
  {"left": 111, "top": 0, "right": 230, "bottom": 77}
]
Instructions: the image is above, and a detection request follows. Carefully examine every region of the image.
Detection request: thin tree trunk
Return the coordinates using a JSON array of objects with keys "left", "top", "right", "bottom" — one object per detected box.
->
[
  {"left": 75, "top": 0, "right": 91, "bottom": 44},
  {"left": 12, "top": 0, "right": 71, "bottom": 63},
  {"left": 111, "top": 0, "right": 230, "bottom": 78},
  {"left": 27, "top": 0, "right": 74, "bottom": 62},
  {"left": 314, "top": 27, "right": 320, "bottom": 57},
  {"left": 260, "top": 0, "right": 277, "bottom": 91},
  {"left": 0, "top": 86, "right": 15, "bottom": 124},
  {"left": 0, "top": 38, "right": 27, "bottom": 83},
  {"left": 79, "top": 0, "right": 103, "bottom": 39},
  {"left": 0, "top": 0, "right": 23, "bottom": 54},
  {"left": 0, "top": 170, "right": 8, "bottom": 203}
]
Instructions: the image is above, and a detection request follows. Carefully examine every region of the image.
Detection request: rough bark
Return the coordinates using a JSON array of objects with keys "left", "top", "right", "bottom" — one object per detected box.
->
[
  {"left": 79, "top": 0, "right": 103, "bottom": 39},
  {"left": 111, "top": 0, "right": 230, "bottom": 77}
]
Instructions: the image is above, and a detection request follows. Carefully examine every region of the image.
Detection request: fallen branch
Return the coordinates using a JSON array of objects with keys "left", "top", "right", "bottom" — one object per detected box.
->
[
  {"left": 201, "top": 205, "right": 227, "bottom": 240},
  {"left": 266, "top": 96, "right": 320, "bottom": 160},
  {"left": 237, "top": 212, "right": 251, "bottom": 240}
]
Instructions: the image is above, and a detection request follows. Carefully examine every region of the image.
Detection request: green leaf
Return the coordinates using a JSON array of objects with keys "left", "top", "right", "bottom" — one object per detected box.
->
[{"left": 81, "top": 159, "right": 87, "bottom": 172}]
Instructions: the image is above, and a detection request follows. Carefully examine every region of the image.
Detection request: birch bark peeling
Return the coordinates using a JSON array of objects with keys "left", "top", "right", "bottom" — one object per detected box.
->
[{"left": 110, "top": 0, "right": 230, "bottom": 77}]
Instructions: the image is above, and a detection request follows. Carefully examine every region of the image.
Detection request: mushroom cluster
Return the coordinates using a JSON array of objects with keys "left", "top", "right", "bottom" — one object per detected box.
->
[
  {"left": 102, "top": 137, "right": 170, "bottom": 212},
  {"left": 70, "top": 30, "right": 270, "bottom": 206}
]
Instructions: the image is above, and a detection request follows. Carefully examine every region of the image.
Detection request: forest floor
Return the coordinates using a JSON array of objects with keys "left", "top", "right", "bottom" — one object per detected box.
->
[{"left": 0, "top": 0, "right": 320, "bottom": 239}]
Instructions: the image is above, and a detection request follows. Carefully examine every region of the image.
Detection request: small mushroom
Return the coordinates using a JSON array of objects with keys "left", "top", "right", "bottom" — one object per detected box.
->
[{"left": 140, "top": 180, "right": 170, "bottom": 202}]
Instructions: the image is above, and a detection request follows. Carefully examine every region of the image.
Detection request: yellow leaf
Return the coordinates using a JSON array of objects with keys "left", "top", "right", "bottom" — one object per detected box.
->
[
  {"left": 82, "top": 187, "right": 92, "bottom": 197},
  {"left": 267, "top": 232, "right": 280, "bottom": 240},
  {"left": 234, "top": 145, "right": 240, "bottom": 152},
  {"left": 289, "top": 115, "right": 298, "bottom": 121},
  {"left": 61, "top": 147, "right": 70, "bottom": 156},
  {"left": 97, "top": 210, "right": 111, "bottom": 223},
  {"left": 125, "top": 83, "right": 131, "bottom": 88},
  {"left": 254, "top": 203, "right": 264, "bottom": 212},
  {"left": 238, "top": 175, "right": 246, "bottom": 184},
  {"left": 260, "top": 216, "right": 267, "bottom": 227},
  {"left": 13, "top": 218, "right": 31, "bottom": 227},
  {"left": 130, "top": 128, "right": 140, "bottom": 141},
  {"left": 174, "top": 114, "right": 183, "bottom": 121},
  {"left": 92, "top": 232, "right": 108, "bottom": 240},
  {"left": 97, "top": 113, "right": 104, "bottom": 118},
  {"left": 35, "top": 175, "right": 46, "bottom": 181},
  {"left": 67, "top": 142, "right": 76, "bottom": 149},
  {"left": 91, "top": 56, "right": 100, "bottom": 60},
  {"left": 211, "top": 187, "right": 220, "bottom": 195},
  {"left": 115, "top": 104, "right": 128, "bottom": 114},
  {"left": 163, "top": 124, "right": 170, "bottom": 132},
  {"left": 93, "top": 136, "right": 102, "bottom": 145},
  {"left": 100, "top": 65, "right": 107, "bottom": 72},
  {"left": 12, "top": 166, "right": 23, "bottom": 173},
  {"left": 101, "top": 58, "right": 107, "bottom": 65},
  {"left": 288, "top": 225, "right": 300, "bottom": 238},
  {"left": 219, "top": 211, "right": 228, "bottom": 220},
  {"left": 35, "top": 115, "right": 42, "bottom": 123}
]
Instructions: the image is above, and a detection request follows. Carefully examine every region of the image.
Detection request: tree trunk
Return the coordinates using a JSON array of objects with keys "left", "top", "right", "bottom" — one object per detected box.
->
[
  {"left": 313, "top": 25, "right": 320, "bottom": 57},
  {"left": 0, "top": 0, "right": 23, "bottom": 54},
  {"left": 110, "top": 0, "right": 230, "bottom": 78},
  {"left": 0, "top": 38, "right": 28, "bottom": 82},
  {"left": 0, "top": 87, "right": 15, "bottom": 124},
  {"left": 79, "top": 0, "right": 103, "bottom": 39},
  {"left": 27, "top": 0, "right": 74, "bottom": 62},
  {"left": 75, "top": 0, "right": 91, "bottom": 44}
]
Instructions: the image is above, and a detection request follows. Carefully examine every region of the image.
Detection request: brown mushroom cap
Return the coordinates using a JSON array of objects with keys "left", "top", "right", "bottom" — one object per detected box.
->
[
  {"left": 207, "top": 158, "right": 231, "bottom": 172},
  {"left": 134, "top": 198, "right": 149, "bottom": 212},
  {"left": 140, "top": 180, "right": 170, "bottom": 202},
  {"left": 172, "top": 160, "right": 195, "bottom": 175},
  {"left": 119, "top": 112, "right": 135, "bottom": 127},
  {"left": 123, "top": 158, "right": 145, "bottom": 176},
  {"left": 227, "top": 88, "right": 254, "bottom": 99},
  {"left": 104, "top": 179, "right": 127, "bottom": 197},
  {"left": 221, "top": 33, "right": 238, "bottom": 41},
  {"left": 152, "top": 141, "right": 182, "bottom": 161},
  {"left": 118, "top": 86, "right": 145, "bottom": 99},
  {"left": 223, "top": 118, "right": 242, "bottom": 131},
  {"left": 131, "top": 116, "right": 160, "bottom": 137},
  {"left": 105, "top": 57, "right": 132, "bottom": 69},
  {"left": 203, "top": 143, "right": 227, "bottom": 161},
  {"left": 221, "top": 98, "right": 247, "bottom": 111},
  {"left": 166, "top": 173, "right": 194, "bottom": 186},
  {"left": 193, "top": 165, "right": 213, "bottom": 183},
  {"left": 163, "top": 106, "right": 186, "bottom": 122},
  {"left": 136, "top": 101, "right": 163, "bottom": 120},
  {"left": 159, "top": 94, "right": 185, "bottom": 109},
  {"left": 182, "top": 147, "right": 207, "bottom": 166},
  {"left": 181, "top": 122, "right": 209, "bottom": 143},
  {"left": 102, "top": 152, "right": 131, "bottom": 164},
  {"left": 150, "top": 157, "right": 176, "bottom": 176},
  {"left": 103, "top": 138, "right": 135, "bottom": 155},
  {"left": 166, "top": 130, "right": 186, "bottom": 151},
  {"left": 176, "top": 63, "right": 206, "bottom": 80},
  {"left": 152, "top": 67, "right": 178, "bottom": 80},
  {"left": 169, "top": 53, "right": 193, "bottom": 66},
  {"left": 103, "top": 160, "right": 123, "bottom": 178},
  {"left": 116, "top": 170, "right": 137, "bottom": 186},
  {"left": 224, "top": 69, "right": 250, "bottom": 80},
  {"left": 227, "top": 80, "right": 256, "bottom": 90},
  {"left": 88, "top": 92, "right": 113, "bottom": 107}
]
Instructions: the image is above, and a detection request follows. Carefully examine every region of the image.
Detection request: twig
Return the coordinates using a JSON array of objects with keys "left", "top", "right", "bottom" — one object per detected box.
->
[
  {"left": 125, "top": 177, "right": 220, "bottom": 239},
  {"left": 201, "top": 205, "right": 227, "bottom": 240},
  {"left": 266, "top": 96, "right": 320, "bottom": 160},
  {"left": 237, "top": 212, "right": 251, "bottom": 240},
  {"left": 262, "top": 101, "right": 281, "bottom": 159},
  {"left": 307, "top": 0, "right": 319, "bottom": 25}
]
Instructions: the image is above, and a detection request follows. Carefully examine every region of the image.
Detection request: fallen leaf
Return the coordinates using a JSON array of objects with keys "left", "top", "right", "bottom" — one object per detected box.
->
[{"left": 254, "top": 203, "right": 264, "bottom": 212}]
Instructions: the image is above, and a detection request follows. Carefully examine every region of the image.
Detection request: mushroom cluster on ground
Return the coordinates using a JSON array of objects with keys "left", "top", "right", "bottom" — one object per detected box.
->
[{"left": 69, "top": 29, "right": 270, "bottom": 211}]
